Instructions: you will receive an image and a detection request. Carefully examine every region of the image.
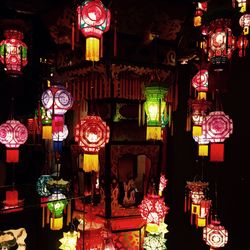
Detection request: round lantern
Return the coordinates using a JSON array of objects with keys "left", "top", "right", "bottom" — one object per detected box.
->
[
  {"left": 144, "top": 82, "right": 168, "bottom": 140},
  {"left": 47, "top": 191, "right": 68, "bottom": 230},
  {"left": 206, "top": 18, "right": 236, "bottom": 69},
  {"left": 192, "top": 69, "right": 209, "bottom": 99},
  {"left": 0, "top": 29, "right": 28, "bottom": 75},
  {"left": 75, "top": 115, "right": 110, "bottom": 172},
  {"left": 203, "top": 219, "right": 228, "bottom": 249},
  {"left": 0, "top": 119, "right": 28, "bottom": 163},
  {"left": 139, "top": 194, "right": 168, "bottom": 225},
  {"left": 41, "top": 85, "right": 73, "bottom": 133},
  {"left": 77, "top": 0, "right": 111, "bottom": 61}
]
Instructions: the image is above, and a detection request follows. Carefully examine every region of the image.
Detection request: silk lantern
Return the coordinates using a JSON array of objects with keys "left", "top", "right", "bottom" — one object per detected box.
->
[
  {"left": 202, "top": 111, "right": 233, "bottom": 162},
  {"left": 0, "top": 119, "right": 28, "bottom": 163},
  {"left": 0, "top": 29, "right": 28, "bottom": 75},
  {"left": 203, "top": 219, "right": 228, "bottom": 249},
  {"left": 77, "top": 0, "right": 111, "bottom": 61},
  {"left": 75, "top": 115, "right": 110, "bottom": 172},
  {"left": 192, "top": 69, "right": 209, "bottom": 100},
  {"left": 41, "top": 85, "right": 73, "bottom": 133},
  {"left": 144, "top": 82, "right": 168, "bottom": 140}
]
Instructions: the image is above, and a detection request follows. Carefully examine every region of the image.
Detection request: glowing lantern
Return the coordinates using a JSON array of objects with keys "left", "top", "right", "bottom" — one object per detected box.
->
[
  {"left": 0, "top": 29, "right": 28, "bottom": 75},
  {"left": 239, "top": 14, "right": 250, "bottom": 35},
  {"left": 158, "top": 175, "right": 168, "bottom": 197},
  {"left": 193, "top": 1, "right": 207, "bottom": 27},
  {"left": 144, "top": 82, "right": 168, "bottom": 140},
  {"left": 193, "top": 134, "right": 210, "bottom": 156},
  {"left": 203, "top": 219, "right": 228, "bottom": 249},
  {"left": 59, "top": 230, "right": 79, "bottom": 250},
  {"left": 41, "top": 85, "right": 73, "bottom": 133},
  {"left": 207, "top": 19, "right": 236, "bottom": 69},
  {"left": 77, "top": 0, "right": 111, "bottom": 61},
  {"left": 237, "top": 35, "right": 249, "bottom": 57},
  {"left": 52, "top": 125, "right": 68, "bottom": 153},
  {"left": 75, "top": 115, "right": 110, "bottom": 172},
  {"left": 47, "top": 191, "right": 68, "bottom": 230},
  {"left": 192, "top": 69, "right": 209, "bottom": 100},
  {"left": 139, "top": 194, "right": 168, "bottom": 225},
  {"left": 233, "top": 0, "right": 247, "bottom": 13},
  {"left": 0, "top": 119, "right": 28, "bottom": 163},
  {"left": 143, "top": 234, "right": 167, "bottom": 250},
  {"left": 202, "top": 111, "right": 233, "bottom": 162},
  {"left": 42, "top": 109, "right": 52, "bottom": 140},
  {"left": 198, "top": 199, "right": 212, "bottom": 227}
]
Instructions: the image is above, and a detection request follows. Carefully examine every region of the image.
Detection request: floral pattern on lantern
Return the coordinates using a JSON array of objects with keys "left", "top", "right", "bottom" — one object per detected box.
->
[
  {"left": 52, "top": 125, "right": 68, "bottom": 153},
  {"left": 75, "top": 115, "right": 110, "bottom": 172},
  {"left": 41, "top": 85, "right": 73, "bottom": 133},
  {"left": 203, "top": 219, "right": 228, "bottom": 248},
  {"left": 77, "top": 0, "right": 111, "bottom": 61},
  {"left": 192, "top": 69, "right": 209, "bottom": 93},
  {"left": 0, "top": 29, "right": 28, "bottom": 75},
  {"left": 0, "top": 119, "right": 28, "bottom": 163},
  {"left": 139, "top": 194, "right": 168, "bottom": 225}
]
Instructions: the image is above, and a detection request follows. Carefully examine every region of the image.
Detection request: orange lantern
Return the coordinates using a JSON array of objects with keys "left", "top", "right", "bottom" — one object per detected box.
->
[{"left": 75, "top": 115, "right": 110, "bottom": 172}]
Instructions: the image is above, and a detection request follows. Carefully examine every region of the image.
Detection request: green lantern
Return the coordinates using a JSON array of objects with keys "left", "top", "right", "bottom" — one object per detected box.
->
[{"left": 144, "top": 82, "right": 168, "bottom": 140}]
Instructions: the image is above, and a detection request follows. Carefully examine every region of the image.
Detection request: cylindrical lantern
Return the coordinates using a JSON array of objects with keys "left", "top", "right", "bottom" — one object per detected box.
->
[
  {"left": 144, "top": 82, "right": 168, "bottom": 140},
  {"left": 203, "top": 219, "right": 228, "bottom": 249},
  {"left": 0, "top": 29, "right": 28, "bottom": 75},
  {"left": 77, "top": 0, "right": 111, "bottom": 61},
  {"left": 41, "top": 85, "right": 73, "bottom": 133},
  {"left": 0, "top": 119, "right": 28, "bottom": 163},
  {"left": 75, "top": 115, "right": 110, "bottom": 172}
]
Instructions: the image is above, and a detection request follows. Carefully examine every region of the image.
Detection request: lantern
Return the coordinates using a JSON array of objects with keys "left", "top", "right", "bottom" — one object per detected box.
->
[
  {"left": 143, "top": 234, "right": 167, "bottom": 250},
  {"left": 237, "top": 35, "right": 249, "bottom": 57},
  {"left": 75, "top": 115, "right": 110, "bottom": 172},
  {"left": 233, "top": 0, "right": 247, "bottom": 13},
  {"left": 202, "top": 111, "right": 233, "bottom": 162},
  {"left": 193, "top": 134, "right": 210, "bottom": 156},
  {"left": 239, "top": 14, "right": 250, "bottom": 35},
  {"left": 192, "top": 69, "right": 209, "bottom": 100},
  {"left": 77, "top": 0, "right": 111, "bottom": 61},
  {"left": 139, "top": 194, "right": 168, "bottom": 225},
  {"left": 158, "top": 174, "right": 168, "bottom": 197},
  {"left": 198, "top": 199, "right": 212, "bottom": 227},
  {"left": 59, "top": 230, "right": 79, "bottom": 250},
  {"left": 203, "top": 219, "right": 228, "bottom": 249},
  {"left": 52, "top": 125, "right": 68, "bottom": 153},
  {"left": 193, "top": 1, "right": 207, "bottom": 27},
  {"left": 47, "top": 191, "right": 68, "bottom": 230},
  {"left": 0, "top": 29, "right": 28, "bottom": 75},
  {"left": 0, "top": 119, "right": 28, "bottom": 163},
  {"left": 42, "top": 109, "right": 52, "bottom": 140},
  {"left": 207, "top": 19, "right": 236, "bottom": 69},
  {"left": 41, "top": 85, "right": 73, "bottom": 133},
  {"left": 144, "top": 82, "right": 168, "bottom": 140}
]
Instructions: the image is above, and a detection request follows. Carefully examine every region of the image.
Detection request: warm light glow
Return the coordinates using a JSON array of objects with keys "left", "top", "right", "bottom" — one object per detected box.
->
[
  {"left": 192, "top": 69, "right": 209, "bottom": 92},
  {"left": 86, "top": 37, "right": 100, "bottom": 61},
  {"left": 59, "top": 231, "right": 79, "bottom": 250},
  {"left": 143, "top": 234, "right": 167, "bottom": 250}
]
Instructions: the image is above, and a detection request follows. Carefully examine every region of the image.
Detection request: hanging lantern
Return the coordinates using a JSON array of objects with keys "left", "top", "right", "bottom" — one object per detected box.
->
[
  {"left": 41, "top": 85, "right": 73, "bottom": 133},
  {"left": 47, "top": 191, "right": 68, "bottom": 230},
  {"left": 239, "top": 14, "right": 250, "bottom": 35},
  {"left": 143, "top": 234, "right": 167, "bottom": 250},
  {"left": 0, "top": 29, "right": 28, "bottom": 75},
  {"left": 75, "top": 115, "right": 110, "bottom": 172},
  {"left": 198, "top": 199, "right": 212, "bottom": 227},
  {"left": 59, "top": 230, "right": 79, "bottom": 250},
  {"left": 158, "top": 175, "right": 168, "bottom": 197},
  {"left": 0, "top": 119, "right": 28, "bottom": 163},
  {"left": 193, "top": 134, "right": 210, "bottom": 156},
  {"left": 139, "top": 194, "right": 168, "bottom": 225},
  {"left": 77, "top": 0, "right": 111, "bottom": 61},
  {"left": 52, "top": 125, "right": 68, "bottom": 153},
  {"left": 193, "top": 1, "right": 208, "bottom": 27},
  {"left": 203, "top": 219, "right": 228, "bottom": 249},
  {"left": 144, "top": 82, "right": 168, "bottom": 140},
  {"left": 202, "top": 111, "right": 233, "bottom": 162},
  {"left": 207, "top": 19, "right": 236, "bottom": 69},
  {"left": 42, "top": 109, "right": 52, "bottom": 140},
  {"left": 192, "top": 69, "right": 209, "bottom": 100},
  {"left": 237, "top": 35, "right": 249, "bottom": 57}
]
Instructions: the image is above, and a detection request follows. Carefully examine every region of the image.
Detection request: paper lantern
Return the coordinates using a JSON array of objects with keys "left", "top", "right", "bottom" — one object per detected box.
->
[
  {"left": 193, "top": 1, "right": 207, "bottom": 27},
  {"left": 207, "top": 19, "right": 236, "bottom": 68},
  {"left": 144, "top": 82, "right": 168, "bottom": 140},
  {"left": 75, "top": 115, "right": 110, "bottom": 172},
  {"left": 192, "top": 69, "right": 209, "bottom": 99},
  {"left": 193, "top": 134, "right": 210, "bottom": 156},
  {"left": 59, "top": 230, "right": 79, "bottom": 250},
  {"left": 143, "top": 234, "right": 167, "bottom": 250},
  {"left": 42, "top": 111, "right": 52, "bottom": 139},
  {"left": 203, "top": 219, "right": 228, "bottom": 249},
  {"left": 41, "top": 85, "right": 73, "bottom": 133},
  {"left": 52, "top": 125, "right": 68, "bottom": 153},
  {"left": 0, "top": 29, "right": 28, "bottom": 75},
  {"left": 2, "top": 189, "right": 23, "bottom": 213},
  {"left": 0, "top": 119, "right": 28, "bottom": 163},
  {"left": 158, "top": 175, "right": 168, "bottom": 197},
  {"left": 198, "top": 199, "right": 212, "bottom": 227},
  {"left": 77, "top": 0, "right": 111, "bottom": 61},
  {"left": 47, "top": 191, "right": 68, "bottom": 230},
  {"left": 139, "top": 194, "right": 168, "bottom": 225}
]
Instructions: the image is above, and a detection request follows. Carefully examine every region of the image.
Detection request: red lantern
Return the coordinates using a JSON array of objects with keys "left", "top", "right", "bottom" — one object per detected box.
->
[
  {"left": 192, "top": 69, "right": 209, "bottom": 97},
  {"left": 0, "top": 29, "right": 28, "bottom": 75},
  {"left": 203, "top": 219, "right": 228, "bottom": 249},
  {"left": 0, "top": 119, "right": 28, "bottom": 163},
  {"left": 77, "top": 0, "right": 111, "bottom": 61},
  {"left": 41, "top": 85, "right": 73, "bottom": 133},
  {"left": 207, "top": 19, "right": 236, "bottom": 68},
  {"left": 237, "top": 35, "right": 248, "bottom": 57},
  {"left": 139, "top": 194, "right": 168, "bottom": 225},
  {"left": 75, "top": 115, "right": 110, "bottom": 172}
]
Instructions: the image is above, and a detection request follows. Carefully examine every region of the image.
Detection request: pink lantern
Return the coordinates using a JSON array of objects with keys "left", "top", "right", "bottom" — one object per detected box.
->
[
  {"left": 203, "top": 219, "right": 228, "bottom": 249},
  {"left": 0, "top": 119, "right": 28, "bottom": 162},
  {"left": 139, "top": 194, "right": 168, "bottom": 225},
  {"left": 158, "top": 174, "right": 168, "bottom": 196},
  {"left": 75, "top": 115, "right": 110, "bottom": 172},
  {"left": 41, "top": 85, "right": 73, "bottom": 133},
  {"left": 0, "top": 29, "right": 28, "bottom": 75},
  {"left": 239, "top": 14, "right": 250, "bottom": 34},
  {"left": 192, "top": 69, "right": 209, "bottom": 93}
]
